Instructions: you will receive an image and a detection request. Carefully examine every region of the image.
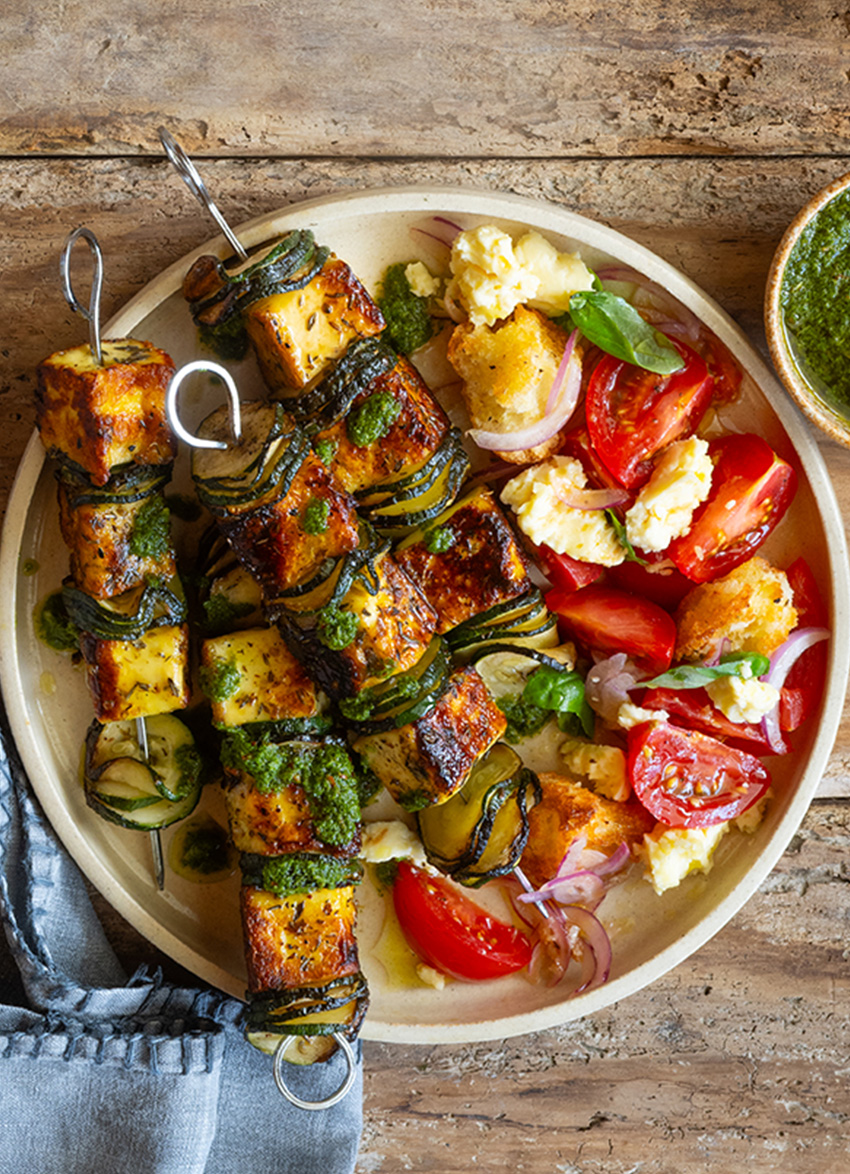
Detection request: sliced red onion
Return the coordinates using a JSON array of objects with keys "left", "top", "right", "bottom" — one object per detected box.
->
[
  {"left": 586, "top": 652, "right": 643, "bottom": 723},
  {"left": 597, "top": 265, "right": 703, "bottom": 340},
  {"left": 517, "top": 870, "right": 606, "bottom": 911},
  {"left": 528, "top": 912, "right": 576, "bottom": 988},
  {"left": 467, "top": 330, "right": 580, "bottom": 452},
  {"left": 760, "top": 627, "right": 830, "bottom": 753},
  {"left": 558, "top": 486, "right": 632, "bottom": 511},
  {"left": 409, "top": 215, "right": 464, "bottom": 252},
  {"left": 564, "top": 906, "right": 613, "bottom": 993}
]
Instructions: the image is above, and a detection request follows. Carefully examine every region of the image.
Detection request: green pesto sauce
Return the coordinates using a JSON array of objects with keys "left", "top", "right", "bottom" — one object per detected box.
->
[
  {"left": 316, "top": 602, "right": 359, "bottom": 650},
  {"left": 301, "top": 497, "right": 330, "bottom": 535},
  {"left": 168, "top": 814, "right": 236, "bottom": 883},
  {"left": 250, "top": 853, "right": 362, "bottom": 897},
  {"left": 377, "top": 262, "right": 435, "bottom": 355},
  {"left": 346, "top": 391, "right": 402, "bottom": 448},
  {"left": 129, "top": 494, "right": 171, "bottom": 560},
  {"left": 221, "top": 731, "right": 360, "bottom": 847},
  {"left": 199, "top": 658, "right": 241, "bottom": 702},
  {"left": 781, "top": 187, "right": 850, "bottom": 404},
  {"left": 21, "top": 558, "right": 39, "bottom": 576},
  {"left": 497, "top": 693, "right": 551, "bottom": 743},
  {"left": 34, "top": 591, "right": 80, "bottom": 652},
  {"left": 423, "top": 525, "right": 455, "bottom": 554},
  {"left": 313, "top": 438, "right": 338, "bottom": 466}
]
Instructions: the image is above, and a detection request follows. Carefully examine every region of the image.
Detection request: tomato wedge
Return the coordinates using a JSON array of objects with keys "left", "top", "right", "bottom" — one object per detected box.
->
[
  {"left": 667, "top": 433, "right": 797, "bottom": 584},
  {"left": 606, "top": 558, "right": 693, "bottom": 612},
  {"left": 546, "top": 583, "right": 677, "bottom": 674},
  {"left": 536, "top": 544, "right": 605, "bottom": 593},
  {"left": 585, "top": 340, "right": 713, "bottom": 489},
  {"left": 627, "top": 721, "right": 771, "bottom": 828},
  {"left": 640, "top": 685, "right": 788, "bottom": 756},
  {"left": 780, "top": 558, "right": 828, "bottom": 732},
  {"left": 392, "top": 862, "right": 531, "bottom": 981}
]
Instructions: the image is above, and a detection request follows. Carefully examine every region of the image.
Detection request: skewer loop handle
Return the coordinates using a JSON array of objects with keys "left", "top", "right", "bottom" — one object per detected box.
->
[
  {"left": 166, "top": 360, "right": 243, "bottom": 451},
  {"left": 158, "top": 127, "right": 248, "bottom": 261},
  {"left": 60, "top": 226, "right": 104, "bottom": 366},
  {"left": 272, "top": 1032, "right": 357, "bottom": 1111}
]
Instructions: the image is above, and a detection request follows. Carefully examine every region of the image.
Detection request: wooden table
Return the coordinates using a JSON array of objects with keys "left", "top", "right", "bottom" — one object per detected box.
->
[{"left": 2, "top": 3, "right": 850, "bottom": 1171}]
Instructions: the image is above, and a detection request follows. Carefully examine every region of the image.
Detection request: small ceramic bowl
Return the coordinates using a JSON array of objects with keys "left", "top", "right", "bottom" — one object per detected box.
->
[{"left": 765, "top": 169, "right": 850, "bottom": 447}]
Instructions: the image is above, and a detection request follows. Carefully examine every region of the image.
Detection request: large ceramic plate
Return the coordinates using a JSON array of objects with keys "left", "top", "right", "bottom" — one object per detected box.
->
[{"left": 1, "top": 187, "right": 848, "bottom": 1044}]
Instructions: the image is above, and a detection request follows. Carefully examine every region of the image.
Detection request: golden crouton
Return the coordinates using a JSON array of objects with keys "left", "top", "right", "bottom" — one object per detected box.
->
[
  {"left": 674, "top": 556, "right": 797, "bottom": 662},
  {"left": 519, "top": 772, "right": 654, "bottom": 888},
  {"left": 446, "top": 305, "right": 572, "bottom": 464}
]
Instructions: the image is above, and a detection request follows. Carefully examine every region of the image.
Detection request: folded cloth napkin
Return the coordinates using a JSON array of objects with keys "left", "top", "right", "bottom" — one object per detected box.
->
[{"left": 0, "top": 700, "right": 363, "bottom": 1174}]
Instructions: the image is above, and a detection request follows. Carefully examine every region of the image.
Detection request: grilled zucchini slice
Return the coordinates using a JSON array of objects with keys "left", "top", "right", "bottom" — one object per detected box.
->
[{"left": 446, "top": 587, "right": 559, "bottom": 659}]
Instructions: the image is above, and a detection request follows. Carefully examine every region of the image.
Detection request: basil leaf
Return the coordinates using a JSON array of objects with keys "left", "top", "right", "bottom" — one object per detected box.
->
[
  {"left": 605, "top": 511, "right": 647, "bottom": 565},
  {"left": 640, "top": 652, "right": 771, "bottom": 691},
  {"left": 569, "top": 290, "right": 685, "bottom": 375},
  {"left": 521, "top": 667, "right": 595, "bottom": 737}
]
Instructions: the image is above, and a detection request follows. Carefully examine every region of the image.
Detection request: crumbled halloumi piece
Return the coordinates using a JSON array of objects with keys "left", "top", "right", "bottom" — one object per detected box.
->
[
  {"left": 617, "top": 701, "right": 669, "bottom": 730},
  {"left": 561, "top": 737, "right": 630, "bottom": 802},
  {"left": 415, "top": 963, "right": 447, "bottom": 989},
  {"left": 446, "top": 226, "right": 593, "bottom": 327},
  {"left": 405, "top": 261, "right": 440, "bottom": 298},
  {"left": 501, "top": 456, "right": 625, "bottom": 566},
  {"left": 625, "top": 437, "right": 713, "bottom": 553},
  {"left": 734, "top": 794, "right": 769, "bottom": 833},
  {"left": 360, "top": 820, "right": 429, "bottom": 868},
  {"left": 642, "top": 823, "right": 729, "bottom": 895},
  {"left": 705, "top": 675, "right": 780, "bottom": 724}
]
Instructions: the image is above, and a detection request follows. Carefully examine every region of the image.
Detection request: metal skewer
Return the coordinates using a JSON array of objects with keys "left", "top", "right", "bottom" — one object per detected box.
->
[
  {"left": 60, "top": 227, "right": 166, "bottom": 892},
  {"left": 166, "top": 357, "right": 357, "bottom": 1110},
  {"left": 158, "top": 127, "right": 249, "bottom": 262}
]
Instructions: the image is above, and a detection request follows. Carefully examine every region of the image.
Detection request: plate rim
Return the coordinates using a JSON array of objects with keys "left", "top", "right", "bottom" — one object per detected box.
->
[{"left": 2, "top": 183, "right": 848, "bottom": 1043}]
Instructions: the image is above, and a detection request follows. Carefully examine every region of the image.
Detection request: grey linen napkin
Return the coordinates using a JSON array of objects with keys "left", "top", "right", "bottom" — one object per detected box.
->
[{"left": 0, "top": 699, "right": 363, "bottom": 1174}]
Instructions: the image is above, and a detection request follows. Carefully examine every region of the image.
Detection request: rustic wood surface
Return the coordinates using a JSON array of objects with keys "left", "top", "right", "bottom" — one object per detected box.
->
[{"left": 2, "top": 3, "right": 850, "bottom": 1172}]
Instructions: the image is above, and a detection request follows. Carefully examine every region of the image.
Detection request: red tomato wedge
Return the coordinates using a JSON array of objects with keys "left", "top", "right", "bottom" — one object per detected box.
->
[
  {"left": 546, "top": 584, "right": 677, "bottom": 674},
  {"left": 585, "top": 341, "right": 713, "bottom": 489},
  {"left": 606, "top": 558, "right": 693, "bottom": 612},
  {"left": 627, "top": 721, "right": 771, "bottom": 828},
  {"left": 640, "top": 685, "right": 789, "bottom": 756},
  {"left": 667, "top": 433, "right": 797, "bottom": 584},
  {"left": 392, "top": 862, "right": 531, "bottom": 981},
  {"left": 780, "top": 558, "right": 829, "bottom": 732},
  {"left": 536, "top": 544, "right": 605, "bottom": 593}
]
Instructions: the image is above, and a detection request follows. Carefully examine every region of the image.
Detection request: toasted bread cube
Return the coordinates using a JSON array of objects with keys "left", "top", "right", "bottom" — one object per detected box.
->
[
  {"left": 241, "top": 884, "right": 360, "bottom": 993},
  {"left": 519, "top": 772, "right": 655, "bottom": 888},
  {"left": 201, "top": 626, "right": 322, "bottom": 728},
  {"left": 447, "top": 305, "right": 572, "bottom": 464},
  {"left": 57, "top": 484, "right": 176, "bottom": 599},
  {"left": 675, "top": 557, "right": 797, "bottom": 662},
  {"left": 245, "top": 257, "right": 385, "bottom": 392},
  {"left": 224, "top": 773, "right": 360, "bottom": 858},
  {"left": 274, "top": 551, "right": 437, "bottom": 698},
  {"left": 220, "top": 451, "right": 360, "bottom": 595},
  {"left": 353, "top": 666, "right": 507, "bottom": 810},
  {"left": 314, "top": 355, "right": 449, "bottom": 494},
  {"left": 394, "top": 487, "right": 532, "bottom": 633},
  {"left": 36, "top": 339, "right": 176, "bottom": 485},
  {"left": 79, "top": 623, "right": 189, "bottom": 722}
]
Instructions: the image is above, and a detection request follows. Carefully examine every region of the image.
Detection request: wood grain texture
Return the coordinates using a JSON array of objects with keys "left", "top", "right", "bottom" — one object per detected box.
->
[{"left": 2, "top": 1, "right": 850, "bottom": 158}]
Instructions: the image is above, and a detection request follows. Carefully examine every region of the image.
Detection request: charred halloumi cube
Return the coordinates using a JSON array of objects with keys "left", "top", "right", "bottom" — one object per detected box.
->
[
  {"left": 241, "top": 884, "right": 361, "bottom": 993},
  {"left": 394, "top": 487, "right": 532, "bottom": 633},
  {"left": 245, "top": 257, "right": 385, "bottom": 393},
  {"left": 273, "top": 550, "right": 437, "bottom": 698},
  {"left": 225, "top": 774, "right": 360, "bottom": 858},
  {"left": 314, "top": 355, "right": 449, "bottom": 494},
  {"left": 36, "top": 339, "right": 176, "bottom": 485},
  {"left": 201, "top": 626, "right": 323, "bottom": 728},
  {"left": 79, "top": 623, "right": 190, "bottom": 722},
  {"left": 352, "top": 665, "right": 507, "bottom": 810},
  {"left": 218, "top": 450, "right": 360, "bottom": 596},
  {"left": 57, "top": 483, "right": 177, "bottom": 599}
]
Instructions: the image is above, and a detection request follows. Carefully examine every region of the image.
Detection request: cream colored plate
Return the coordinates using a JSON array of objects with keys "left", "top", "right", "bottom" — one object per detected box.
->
[{"left": 1, "top": 186, "right": 848, "bottom": 1044}]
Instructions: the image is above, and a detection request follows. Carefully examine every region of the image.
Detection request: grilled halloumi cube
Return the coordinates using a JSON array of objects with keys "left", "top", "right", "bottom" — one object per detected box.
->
[
  {"left": 225, "top": 773, "right": 360, "bottom": 858},
  {"left": 241, "top": 884, "right": 361, "bottom": 993},
  {"left": 36, "top": 339, "right": 176, "bottom": 485},
  {"left": 353, "top": 666, "right": 507, "bottom": 810},
  {"left": 79, "top": 623, "right": 190, "bottom": 722},
  {"left": 394, "top": 487, "right": 532, "bottom": 633},
  {"left": 245, "top": 257, "right": 385, "bottom": 392},
  {"left": 57, "top": 483, "right": 177, "bottom": 599},
  {"left": 201, "top": 626, "right": 323, "bottom": 728},
  {"left": 314, "top": 355, "right": 449, "bottom": 494},
  {"left": 219, "top": 450, "right": 360, "bottom": 595},
  {"left": 519, "top": 773, "right": 655, "bottom": 889},
  {"left": 274, "top": 550, "right": 437, "bottom": 697}
]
